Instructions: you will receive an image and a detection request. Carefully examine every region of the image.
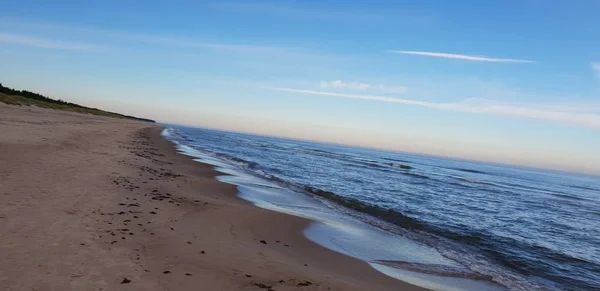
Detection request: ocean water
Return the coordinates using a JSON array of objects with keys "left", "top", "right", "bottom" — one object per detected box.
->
[{"left": 163, "top": 125, "right": 600, "bottom": 291}]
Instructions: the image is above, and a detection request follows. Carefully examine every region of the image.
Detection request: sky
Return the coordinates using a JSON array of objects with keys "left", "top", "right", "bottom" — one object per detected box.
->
[{"left": 1, "top": 0, "right": 599, "bottom": 174}]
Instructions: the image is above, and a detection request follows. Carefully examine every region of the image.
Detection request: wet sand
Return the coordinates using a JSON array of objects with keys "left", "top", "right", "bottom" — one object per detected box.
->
[{"left": 0, "top": 104, "right": 426, "bottom": 290}]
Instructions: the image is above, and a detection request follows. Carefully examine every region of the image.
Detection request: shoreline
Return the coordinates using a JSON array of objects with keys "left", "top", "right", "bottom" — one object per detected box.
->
[
  {"left": 164, "top": 127, "right": 509, "bottom": 291},
  {"left": 0, "top": 104, "right": 425, "bottom": 290},
  {"left": 148, "top": 126, "right": 430, "bottom": 290}
]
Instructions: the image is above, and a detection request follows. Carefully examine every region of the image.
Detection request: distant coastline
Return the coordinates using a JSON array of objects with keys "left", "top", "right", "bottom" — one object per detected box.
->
[{"left": 0, "top": 82, "right": 155, "bottom": 123}]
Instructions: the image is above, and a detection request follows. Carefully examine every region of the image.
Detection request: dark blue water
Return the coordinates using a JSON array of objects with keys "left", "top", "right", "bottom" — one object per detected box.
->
[{"left": 163, "top": 125, "right": 600, "bottom": 291}]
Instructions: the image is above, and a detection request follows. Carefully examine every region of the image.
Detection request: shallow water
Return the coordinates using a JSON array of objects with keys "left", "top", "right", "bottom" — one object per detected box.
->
[{"left": 163, "top": 126, "right": 600, "bottom": 291}]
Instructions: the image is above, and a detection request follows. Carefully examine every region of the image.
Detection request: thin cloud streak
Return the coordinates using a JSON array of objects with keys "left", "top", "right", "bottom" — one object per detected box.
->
[
  {"left": 389, "top": 50, "right": 534, "bottom": 63},
  {"left": 0, "top": 32, "right": 105, "bottom": 52},
  {"left": 319, "top": 80, "right": 406, "bottom": 94},
  {"left": 268, "top": 87, "right": 600, "bottom": 129},
  {"left": 121, "top": 34, "right": 290, "bottom": 54},
  {"left": 0, "top": 18, "right": 294, "bottom": 55}
]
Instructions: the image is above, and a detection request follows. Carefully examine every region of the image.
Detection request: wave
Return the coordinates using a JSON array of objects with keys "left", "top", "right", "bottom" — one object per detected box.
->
[
  {"left": 451, "top": 168, "right": 488, "bottom": 174},
  {"left": 355, "top": 161, "right": 417, "bottom": 174},
  {"left": 302, "top": 148, "right": 416, "bottom": 173},
  {"left": 452, "top": 176, "right": 496, "bottom": 186},
  {"left": 301, "top": 185, "right": 600, "bottom": 290},
  {"left": 164, "top": 127, "right": 600, "bottom": 291},
  {"left": 301, "top": 149, "right": 384, "bottom": 169},
  {"left": 163, "top": 128, "right": 194, "bottom": 143},
  {"left": 302, "top": 186, "right": 430, "bottom": 231},
  {"left": 383, "top": 157, "right": 411, "bottom": 163},
  {"left": 550, "top": 193, "right": 594, "bottom": 202},
  {"left": 390, "top": 163, "right": 413, "bottom": 170},
  {"left": 363, "top": 162, "right": 388, "bottom": 169},
  {"left": 375, "top": 260, "right": 493, "bottom": 280},
  {"left": 567, "top": 184, "right": 600, "bottom": 192},
  {"left": 213, "top": 153, "right": 259, "bottom": 170},
  {"left": 401, "top": 172, "right": 430, "bottom": 179},
  {"left": 301, "top": 148, "right": 352, "bottom": 161}
]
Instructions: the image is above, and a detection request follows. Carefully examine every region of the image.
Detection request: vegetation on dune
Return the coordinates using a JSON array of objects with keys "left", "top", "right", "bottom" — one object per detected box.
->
[{"left": 0, "top": 83, "right": 155, "bottom": 122}]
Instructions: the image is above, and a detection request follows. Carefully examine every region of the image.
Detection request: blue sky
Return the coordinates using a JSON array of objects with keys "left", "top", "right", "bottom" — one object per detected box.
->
[{"left": 1, "top": 1, "right": 599, "bottom": 174}]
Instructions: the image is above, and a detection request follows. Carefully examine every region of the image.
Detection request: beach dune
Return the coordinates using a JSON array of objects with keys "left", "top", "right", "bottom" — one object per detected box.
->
[{"left": 0, "top": 104, "right": 425, "bottom": 290}]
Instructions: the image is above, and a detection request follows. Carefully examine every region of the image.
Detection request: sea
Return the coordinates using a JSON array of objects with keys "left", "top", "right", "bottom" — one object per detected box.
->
[{"left": 162, "top": 125, "right": 600, "bottom": 291}]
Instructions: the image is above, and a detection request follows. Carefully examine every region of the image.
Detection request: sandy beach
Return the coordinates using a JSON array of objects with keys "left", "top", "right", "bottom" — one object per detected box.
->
[{"left": 0, "top": 104, "right": 425, "bottom": 291}]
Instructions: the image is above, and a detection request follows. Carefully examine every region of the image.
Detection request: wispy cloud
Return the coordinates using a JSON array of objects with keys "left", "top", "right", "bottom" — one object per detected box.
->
[
  {"left": 268, "top": 87, "right": 600, "bottom": 129},
  {"left": 319, "top": 80, "right": 406, "bottom": 94},
  {"left": 0, "top": 18, "right": 294, "bottom": 55},
  {"left": 124, "top": 34, "right": 289, "bottom": 54},
  {"left": 0, "top": 32, "right": 105, "bottom": 52},
  {"left": 389, "top": 50, "right": 534, "bottom": 63}
]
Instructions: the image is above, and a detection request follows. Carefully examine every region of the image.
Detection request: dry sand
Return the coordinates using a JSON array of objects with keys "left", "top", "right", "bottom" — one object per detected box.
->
[{"left": 0, "top": 104, "right": 426, "bottom": 291}]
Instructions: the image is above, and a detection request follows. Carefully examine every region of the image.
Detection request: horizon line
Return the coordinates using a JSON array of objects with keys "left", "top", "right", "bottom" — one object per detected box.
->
[{"left": 159, "top": 121, "right": 600, "bottom": 177}]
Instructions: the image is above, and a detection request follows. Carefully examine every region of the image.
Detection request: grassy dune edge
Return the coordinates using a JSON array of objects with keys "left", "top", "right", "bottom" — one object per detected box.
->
[{"left": 0, "top": 83, "right": 155, "bottom": 122}]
